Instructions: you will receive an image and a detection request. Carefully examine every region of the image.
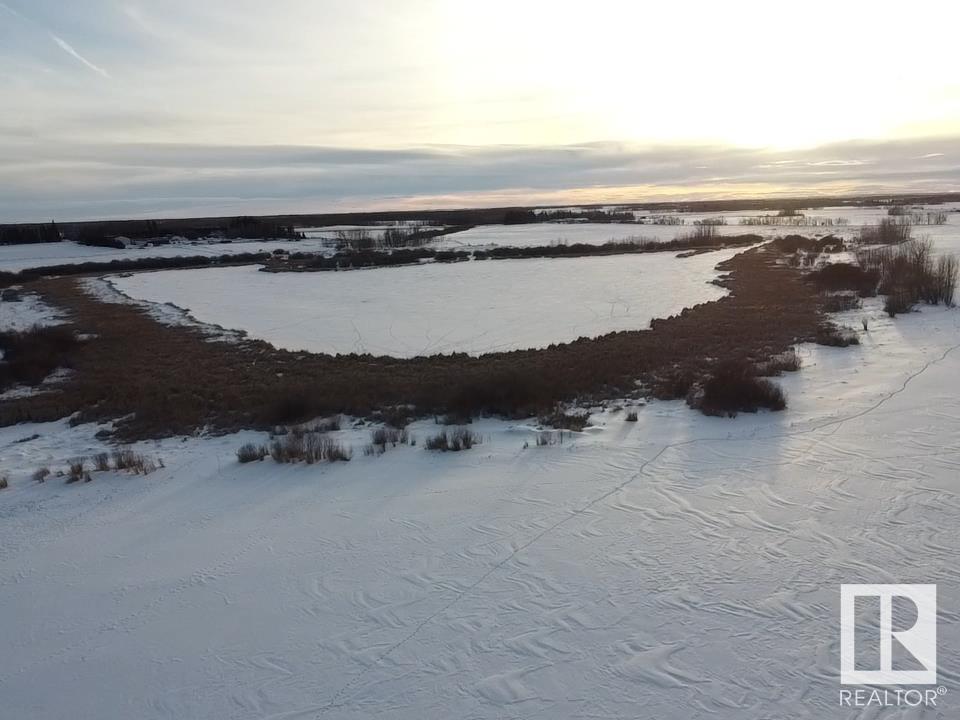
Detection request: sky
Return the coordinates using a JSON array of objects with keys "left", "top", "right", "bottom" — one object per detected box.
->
[{"left": 2, "top": 0, "right": 960, "bottom": 222}]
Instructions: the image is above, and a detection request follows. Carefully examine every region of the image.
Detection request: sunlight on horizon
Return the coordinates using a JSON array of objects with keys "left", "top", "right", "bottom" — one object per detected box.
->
[
  {"left": 437, "top": 0, "right": 960, "bottom": 150},
  {"left": 2, "top": 0, "right": 959, "bottom": 219}
]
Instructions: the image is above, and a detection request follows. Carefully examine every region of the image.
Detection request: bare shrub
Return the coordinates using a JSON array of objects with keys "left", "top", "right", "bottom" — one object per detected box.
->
[
  {"left": 807, "top": 263, "right": 878, "bottom": 296},
  {"left": 324, "top": 440, "right": 352, "bottom": 462},
  {"left": 861, "top": 239, "right": 957, "bottom": 313},
  {"left": 933, "top": 255, "right": 958, "bottom": 306},
  {"left": 821, "top": 293, "right": 862, "bottom": 313},
  {"left": 67, "top": 458, "right": 89, "bottom": 484},
  {"left": 93, "top": 452, "right": 111, "bottom": 472},
  {"left": 370, "top": 426, "right": 409, "bottom": 452},
  {"left": 625, "top": 411, "right": 639, "bottom": 422},
  {"left": 269, "top": 432, "right": 351, "bottom": 463},
  {"left": 696, "top": 359, "right": 787, "bottom": 417},
  {"left": 539, "top": 407, "right": 590, "bottom": 432},
  {"left": 236, "top": 443, "right": 268, "bottom": 463},
  {"left": 884, "top": 291, "right": 914, "bottom": 317},
  {"left": 815, "top": 324, "right": 860, "bottom": 346},
  {"left": 425, "top": 431, "right": 449, "bottom": 451},
  {"left": 535, "top": 430, "right": 569, "bottom": 446},
  {"left": 111, "top": 448, "right": 158, "bottom": 474},
  {"left": 771, "top": 235, "right": 843, "bottom": 255},
  {"left": 308, "top": 416, "right": 342, "bottom": 433},
  {"left": 375, "top": 406, "right": 414, "bottom": 429},
  {"left": 0, "top": 325, "right": 80, "bottom": 391},
  {"left": 32, "top": 467, "right": 50, "bottom": 483},
  {"left": 678, "top": 224, "right": 719, "bottom": 243},
  {"left": 111, "top": 449, "right": 137, "bottom": 470},
  {"left": 755, "top": 349, "right": 802, "bottom": 376},
  {"left": 650, "top": 368, "right": 695, "bottom": 401},
  {"left": 425, "top": 427, "right": 479, "bottom": 452},
  {"left": 858, "top": 218, "right": 912, "bottom": 245}
]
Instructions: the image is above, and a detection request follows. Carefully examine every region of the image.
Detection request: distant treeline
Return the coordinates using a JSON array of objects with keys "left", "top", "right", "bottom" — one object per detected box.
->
[
  {"left": 334, "top": 225, "right": 470, "bottom": 251},
  {"left": 72, "top": 217, "right": 304, "bottom": 248},
  {"left": 0, "top": 222, "right": 61, "bottom": 245},
  {"left": 4, "top": 191, "right": 958, "bottom": 248},
  {"left": 529, "top": 209, "right": 637, "bottom": 224}
]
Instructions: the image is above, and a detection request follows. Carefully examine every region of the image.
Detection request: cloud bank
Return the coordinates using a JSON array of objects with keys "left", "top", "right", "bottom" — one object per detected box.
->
[{"left": 1, "top": 136, "right": 958, "bottom": 222}]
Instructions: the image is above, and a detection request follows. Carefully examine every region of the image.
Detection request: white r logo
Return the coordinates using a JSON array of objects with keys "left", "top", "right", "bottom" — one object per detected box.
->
[{"left": 840, "top": 584, "right": 937, "bottom": 685}]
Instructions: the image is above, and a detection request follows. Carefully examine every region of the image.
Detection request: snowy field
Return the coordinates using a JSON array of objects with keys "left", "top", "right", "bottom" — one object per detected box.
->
[
  {"left": 434, "top": 205, "right": 960, "bottom": 249},
  {"left": 4, "top": 205, "right": 960, "bottom": 718},
  {"left": 3, "top": 205, "right": 959, "bottom": 272},
  {"left": 108, "top": 249, "right": 742, "bottom": 356},
  {"left": 433, "top": 222, "right": 685, "bottom": 248},
  {"left": 2, "top": 299, "right": 960, "bottom": 719},
  {"left": 0, "top": 291, "right": 65, "bottom": 331},
  {"left": 0, "top": 238, "right": 338, "bottom": 273}
]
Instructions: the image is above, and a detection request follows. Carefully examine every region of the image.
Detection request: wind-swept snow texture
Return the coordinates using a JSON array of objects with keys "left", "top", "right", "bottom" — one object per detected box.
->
[
  {"left": 2, "top": 299, "right": 960, "bottom": 719},
  {"left": 108, "top": 249, "right": 742, "bottom": 357}
]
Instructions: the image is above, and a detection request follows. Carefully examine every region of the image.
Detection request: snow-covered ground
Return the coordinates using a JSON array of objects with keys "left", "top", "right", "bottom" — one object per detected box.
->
[
  {"left": 4, "top": 204, "right": 960, "bottom": 718},
  {"left": 433, "top": 205, "right": 960, "bottom": 249},
  {"left": 0, "top": 290, "right": 66, "bottom": 331},
  {"left": 108, "top": 249, "right": 742, "bottom": 357},
  {"left": 0, "top": 238, "right": 337, "bottom": 273},
  {"left": 2, "top": 206, "right": 958, "bottom": 272},
  {"left": 2, "top": 299, "right": 960, "bottom": 719},
  {"left": 433, "top": 222, "right": 684, "bottom": 248}
]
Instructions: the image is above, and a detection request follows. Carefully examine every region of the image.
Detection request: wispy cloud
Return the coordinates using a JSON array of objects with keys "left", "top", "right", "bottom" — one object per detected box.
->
[
  {"left": 2, "top": 135, "right": 959, "bottom": 222},
  {"left": 50, "top": 33, "right": 111, "bottom": 79}
]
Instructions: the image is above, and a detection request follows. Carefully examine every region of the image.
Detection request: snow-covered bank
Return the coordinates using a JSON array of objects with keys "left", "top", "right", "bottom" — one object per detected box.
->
[
  {"left": 0, "top": 238, "right": 337, "bottom": 273},
  {"left": 107, "top": 249, "right": 743, "bottom": 357},
  {"left": 0, "top": 291, "right": 65, "bottom": 331},
  {"left": 2, "top": 301, "right": 960, "bottom": 719}
]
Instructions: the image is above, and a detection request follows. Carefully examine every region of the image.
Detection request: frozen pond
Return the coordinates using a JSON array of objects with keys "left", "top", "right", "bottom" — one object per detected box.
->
[
  {"left": 110, "top": 248, "right": 744, "bottom": 357},
  {"left": 434, "top": 223, "right": 678, "bottom": 249}
]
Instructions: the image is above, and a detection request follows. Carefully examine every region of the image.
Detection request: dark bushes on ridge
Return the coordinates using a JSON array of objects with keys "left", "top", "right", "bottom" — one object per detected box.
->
[
  {"left": 0, "top": 325, "right": 79, "bottom": 390},
  {"left": 815, "top": 324, "right": 860, "bottom": 347},
  {"left": 425, "top": 427, "right": 479, "bottom": 451},
  {"left": 858, "top": 218, "right": 912, "bottom": 245},
  {"left": 695, "top": 359, "right": 787, "bottom": 417},
  {"left": 539, "top": 407, "right": 591, "bottom": 431},
  {"left": 650, "top": 368, "right": 695, "bottom": 400},
  {"left": 858, "top": 239, "right": 958, "bottom": 315},
  {"left": 0, "top": 252, "right": 272, "bottom": 287},
  {"left": 806, "top": 263, "right": 878, "bottom": 296},
  {"left": 237, "top": 443, "right": 268, "bottom": 463},
  {"left": 772, "top": 235, "right": 843, "bottom": 254},
  {"left": 1, "top": 243, "right": 827, "bottom": 439},
  {"left": 446, "top": 367, "right": 559, "bottom": 419}
]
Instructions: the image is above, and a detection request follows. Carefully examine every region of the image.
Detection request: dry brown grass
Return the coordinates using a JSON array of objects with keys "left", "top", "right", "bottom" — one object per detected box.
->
[{"left": 0, "top": 243, "right": 827, "bottom": 438}]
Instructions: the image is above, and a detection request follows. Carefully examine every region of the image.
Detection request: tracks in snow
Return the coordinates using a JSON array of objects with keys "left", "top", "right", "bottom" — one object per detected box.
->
[{"left": 316, "top": 335, "right": 960, "bottom": 715}]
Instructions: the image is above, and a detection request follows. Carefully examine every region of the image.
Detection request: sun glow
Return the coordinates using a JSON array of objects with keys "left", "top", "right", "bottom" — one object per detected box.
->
[{"left": 438, "top": 0, "right": 960, "bottom": 149}]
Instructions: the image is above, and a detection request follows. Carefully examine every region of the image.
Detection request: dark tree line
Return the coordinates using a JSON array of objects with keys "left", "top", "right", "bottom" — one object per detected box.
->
[{"left": 0, "top": 222, "right": 61, "bottom": 245}]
